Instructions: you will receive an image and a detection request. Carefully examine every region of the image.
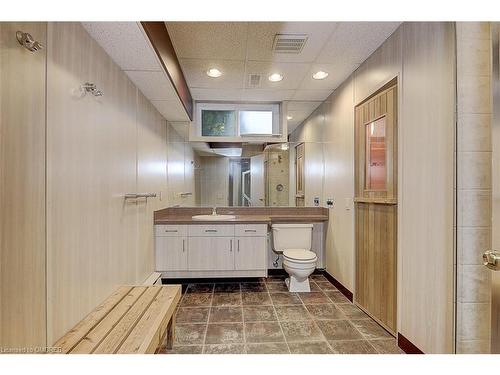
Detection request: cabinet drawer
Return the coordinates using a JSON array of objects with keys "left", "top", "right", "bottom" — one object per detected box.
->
[
  {"left": 188, "top": 224, "right": 234, "bottom": 237},
  {"left": 155, "top": 225, "right": 187, "bottom": 237},
  {"left": 235, "top": 224, "right": 268, "bottom": 237}
]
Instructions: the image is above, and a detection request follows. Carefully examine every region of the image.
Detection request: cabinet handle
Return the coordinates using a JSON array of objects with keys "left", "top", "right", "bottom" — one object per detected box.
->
[
  {"left": 164, "top": 230, "right": 178, "bottom": 233},
  {"left": 230, "top": 239, "right": 233, "bottom": 252},
  {"left": 237, "top": 239, "right": 240, "bottom": 252},
  {"left": 205, "top": 229, "right": 217, "bottom": 233},
  {"left": 244, "top": 229, "right": 257, "bottom": 233},
  {"left": 182, "top": 239, "right": 185, "bottom": 252}
]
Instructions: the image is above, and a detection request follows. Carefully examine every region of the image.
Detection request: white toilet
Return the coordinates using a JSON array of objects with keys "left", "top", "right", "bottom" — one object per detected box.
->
[{"left": 271, "top": 223, "right": 317, "bottom": 292}]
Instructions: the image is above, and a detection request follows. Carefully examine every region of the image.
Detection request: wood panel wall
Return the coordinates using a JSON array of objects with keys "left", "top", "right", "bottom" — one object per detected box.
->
[
  {"left": 0, "top": 21, "right": 197, "bottom": 348},
  {"left": 0, "top": 22, "right": 47, "bottom": 349},
  {"left": 45, "top": 22, "right": 172, "bottom": 344},
  {"left": 290, "top": 22, "right": 456, "bottom": 353}
]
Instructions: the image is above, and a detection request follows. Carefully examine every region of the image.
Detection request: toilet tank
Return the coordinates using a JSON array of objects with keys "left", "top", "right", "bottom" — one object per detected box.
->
[{"left": 271, "top": 223, "right": 314, "bottom": 252}]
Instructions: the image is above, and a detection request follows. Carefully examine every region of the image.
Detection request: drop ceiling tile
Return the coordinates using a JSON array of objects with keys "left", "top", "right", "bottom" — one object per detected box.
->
[
  {"left": 286, "top": 110, "right": 310, "bottom": 123},
  {"left": 245, "top": 61, "right": 310, "bottom": 90},
  {"left": 246, "top": 22, "right": 338, "bottom": 63},
  {"left": 316, "top": 22, "right": 401, "bottom": 64},
  {"left": 298, "top": 63, "right": 358, "bottom": 90},
  {"left": 190, "top": 88, "right": 243, "bottom": 101},
  {"left": 151, "top": 100, "right": 189, "bottom": 122},
  {"left": 126, "top": 71, "right": 179, "bottom": 101},
  {"left": 82, "top": 22, "right": 161, "bottom": 72},
  {"left": 241, "top": 89, "right": 295, "bottom": 101},
  {"left": 180, "top": 59, "right": 245, "bottom": 89},
  {"left": 287, "top": 101, "right": 323, "bottom": 112},
  {"left": 292, "top": 89, "right": 333, "bottom": 101},
  {"left": 166, "top": 22, "right": 249, "bottom": 60}
]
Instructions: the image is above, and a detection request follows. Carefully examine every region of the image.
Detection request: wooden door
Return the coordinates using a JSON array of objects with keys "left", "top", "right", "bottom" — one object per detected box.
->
[
  {"left": 354, "top": 81, "right": 398, "bottom": 335},
  {"left": 295, "top": 143, "right": 305, "bottom": 206}
]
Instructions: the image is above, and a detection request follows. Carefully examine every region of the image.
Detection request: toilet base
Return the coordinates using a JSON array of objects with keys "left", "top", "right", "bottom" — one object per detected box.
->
[{"left": 285, "top": 276, "right": 311, "bottom": 293}]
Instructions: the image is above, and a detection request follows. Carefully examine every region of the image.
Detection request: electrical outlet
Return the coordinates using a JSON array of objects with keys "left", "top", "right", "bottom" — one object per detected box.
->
[
  {"left": 326, "top": 198, "right": 334, "bottom": 207},
  {"left": 314, "top": 197, "right": 320, "bottom": 206}
]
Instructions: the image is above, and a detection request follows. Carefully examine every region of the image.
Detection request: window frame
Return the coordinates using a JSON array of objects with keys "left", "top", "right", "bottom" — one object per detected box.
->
[{"left": 194, "top": 102, "right": 281, "bottom": 139}]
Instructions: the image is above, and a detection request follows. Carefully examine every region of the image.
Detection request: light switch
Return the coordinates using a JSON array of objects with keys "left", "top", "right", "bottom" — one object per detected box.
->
[
  {"left": 326, "top": 198, "right": 334, "bottom": 208},
  {"left": 345, "top": 198, "right": 352, "bottom": 210}
]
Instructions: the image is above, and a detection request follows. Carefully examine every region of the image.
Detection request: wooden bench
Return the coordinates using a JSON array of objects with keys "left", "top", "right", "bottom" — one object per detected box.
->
[{"left": 53, "top": 285, "right": 181, "bottom": 354}]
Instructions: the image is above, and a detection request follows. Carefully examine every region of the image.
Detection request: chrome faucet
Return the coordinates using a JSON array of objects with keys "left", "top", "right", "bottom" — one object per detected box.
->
[{"left": 212, "top": 206, "right": 217, "bottom": 216}]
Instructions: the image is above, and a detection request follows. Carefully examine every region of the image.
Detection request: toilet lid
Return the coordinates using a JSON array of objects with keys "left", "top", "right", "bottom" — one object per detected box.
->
[{"left": 283, "top": 249, "right": 317, "bottom": 261}]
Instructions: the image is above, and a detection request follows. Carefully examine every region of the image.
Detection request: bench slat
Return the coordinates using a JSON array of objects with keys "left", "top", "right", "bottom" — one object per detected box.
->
[
  {"left": 117, "top": 286, "right": 181, "bottom": 354},
  {"left": 70, "top": 286, "right": 148, "bottom": 353},
  {"left": 53, "top": 286, "right": 133, "bottom": 353},
  {"left": 93, "top": 286, "right": 163, "bottom": 354}
]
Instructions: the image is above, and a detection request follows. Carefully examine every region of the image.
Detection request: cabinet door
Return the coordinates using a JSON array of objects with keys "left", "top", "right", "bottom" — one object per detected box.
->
[
  {"left": 155, "top": 237, "right": 187, "bottom": 271},
  {"left": 188, "top": 237, "right": 234, "bottom": 271},
  {"left": 235, "top": 237, "right": 267, "bottom": 270}
]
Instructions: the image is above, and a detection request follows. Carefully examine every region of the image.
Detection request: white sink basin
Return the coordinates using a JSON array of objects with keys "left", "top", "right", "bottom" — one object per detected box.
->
[{"left": 192, "top": 214, "right": 236, "bottom": 221}]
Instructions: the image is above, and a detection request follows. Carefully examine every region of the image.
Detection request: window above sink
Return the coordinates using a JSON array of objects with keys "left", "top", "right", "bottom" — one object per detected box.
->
[{"left": 190, "top": 102, "right": 287, "bottom": 142}]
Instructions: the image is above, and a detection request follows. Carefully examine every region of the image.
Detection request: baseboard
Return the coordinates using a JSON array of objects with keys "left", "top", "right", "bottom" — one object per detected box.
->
[
  {"left": 267, "top": 268, "right": 325, "bottom": 276},
  {"left": 397, "top": 333, "right": 424, "bottom": 354},
  {"left": 267, "top": 269, "right": 287, "bottom": 276},
  {"left": 323, "top": 270, "right": 353, "bottom": 302}
]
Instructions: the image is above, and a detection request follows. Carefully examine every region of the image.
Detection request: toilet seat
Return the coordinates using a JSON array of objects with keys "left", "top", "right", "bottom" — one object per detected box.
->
[{"left": 283, "top": 249, "right": 317, "bottom": 262}]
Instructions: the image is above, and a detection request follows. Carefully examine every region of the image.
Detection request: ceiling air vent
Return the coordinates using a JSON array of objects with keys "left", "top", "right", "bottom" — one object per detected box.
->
[
  {"left": 248, "top": 73, "right": 262, "bottom": 87},
  {"left": 272, "top": 33, "right": 308, "bottom": 54}
]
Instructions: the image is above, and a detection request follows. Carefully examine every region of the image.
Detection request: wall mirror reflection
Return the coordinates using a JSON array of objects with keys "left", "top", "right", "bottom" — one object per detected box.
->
[{"left": 166, "top": 137, "right": 329, "bottom": 208}]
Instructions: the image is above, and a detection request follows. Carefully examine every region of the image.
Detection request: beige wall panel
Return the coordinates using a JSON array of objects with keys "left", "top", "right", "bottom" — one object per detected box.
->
[
  {"left": 290, "top": 22, "right": 455, "bottom": 353},
  {"left": 354, "top": 27, "right": 403, "bottom": 104},
  {"left": 0, "top": 22, "right": 47, "bottom": 348},
  {"left": 322, "top": 79, "right": 356, "bottom": 291},
  {"left": 166, "top": 124, "right": 188, "bottom": 206},
  {"left": 136, "top": 91, "right": 168, "bottom": 282},
  {"left": 398, "top": 22, "right": 455, "bottom": 353},
  {"left": 46, "top": 22, "right": 140, "bottom": 344}
]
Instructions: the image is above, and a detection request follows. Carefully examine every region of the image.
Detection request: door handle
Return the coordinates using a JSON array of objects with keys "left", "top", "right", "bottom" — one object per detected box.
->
[{"left": 483, "top": 250, "right": 500, "bottom": 271}]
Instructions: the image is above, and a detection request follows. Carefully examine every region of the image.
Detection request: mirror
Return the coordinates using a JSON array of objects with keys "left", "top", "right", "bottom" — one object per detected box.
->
[{"left": 166, "top": 131, "right": 330, "bottom": 207}]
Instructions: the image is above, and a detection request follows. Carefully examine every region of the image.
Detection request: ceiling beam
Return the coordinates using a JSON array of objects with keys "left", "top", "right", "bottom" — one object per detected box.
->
[{"left": 141, "top": 21, "right": 193, "bottom": 120}]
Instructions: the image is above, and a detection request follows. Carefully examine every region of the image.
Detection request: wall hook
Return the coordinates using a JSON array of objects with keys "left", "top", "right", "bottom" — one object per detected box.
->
[
  {"left": 81, "top": 82, "right": 104, "bottom": 97},
  {"left": 16, "top": 31, "right": 43, "bottom": 52}
]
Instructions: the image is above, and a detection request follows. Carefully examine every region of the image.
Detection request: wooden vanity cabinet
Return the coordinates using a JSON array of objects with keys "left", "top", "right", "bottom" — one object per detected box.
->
[{"left": 155, "top": 223, "right": 268, "bottom": 277}]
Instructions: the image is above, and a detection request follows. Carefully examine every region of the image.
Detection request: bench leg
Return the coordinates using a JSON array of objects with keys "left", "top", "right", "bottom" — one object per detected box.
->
[{"left": 166, "top": 315, "right": 175, "bottom": 350}]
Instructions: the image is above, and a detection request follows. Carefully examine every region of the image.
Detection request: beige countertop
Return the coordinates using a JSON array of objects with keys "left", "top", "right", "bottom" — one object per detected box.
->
[{"left": 154, "top": 214, "right": 329, "bottom": 225}]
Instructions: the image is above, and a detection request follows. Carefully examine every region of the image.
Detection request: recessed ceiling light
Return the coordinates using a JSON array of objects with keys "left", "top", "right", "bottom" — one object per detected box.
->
[
  {"left": 268, "top": 73, "right": 283, "bottom": 82},
  {"left": 312, "top": 71, "right": 329, "bottom": 80},
  {"left": 287, "top": 115, "right": 293, "bottom": 120},
  {"left": 206, "top": 68, "right": 222, "bottom": 78}
]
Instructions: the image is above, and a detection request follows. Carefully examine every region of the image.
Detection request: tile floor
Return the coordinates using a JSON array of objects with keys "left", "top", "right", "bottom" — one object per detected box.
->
[{"left": 159, "top": 274, "right": 404, "bottom": 354}]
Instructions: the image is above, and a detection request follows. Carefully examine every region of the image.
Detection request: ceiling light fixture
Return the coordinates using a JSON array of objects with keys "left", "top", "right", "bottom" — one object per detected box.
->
[
  {"left": 268, "top": 73, "right": 283, "bottom": 82},
  {"left": 312, "top": 71, "right": 329, "bottom": 80},
  {"left": 287, "top": 115, "right": 293, "bottom": 120},
  {"left": 206, "top": 68, "right": 222, "bottom": 78}
]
